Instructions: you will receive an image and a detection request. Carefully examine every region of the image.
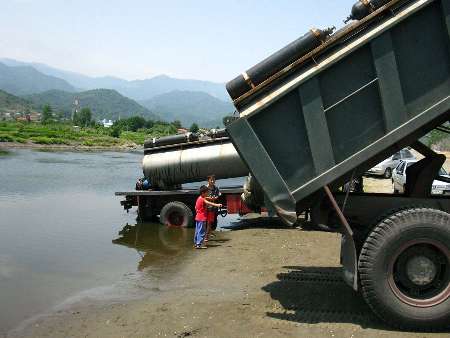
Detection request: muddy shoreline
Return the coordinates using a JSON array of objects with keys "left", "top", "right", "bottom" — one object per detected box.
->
[
  {"left": 0, "top": 141, "right": 143, "bottom": 152},
  {"left": 8, "top": 224, "right": 449, "bottom": 338}
]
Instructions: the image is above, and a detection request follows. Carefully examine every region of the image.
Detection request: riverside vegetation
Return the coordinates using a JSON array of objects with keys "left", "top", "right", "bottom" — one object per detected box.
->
[{"left": 0, "top": 116, "right": 179, "bottom": 148}]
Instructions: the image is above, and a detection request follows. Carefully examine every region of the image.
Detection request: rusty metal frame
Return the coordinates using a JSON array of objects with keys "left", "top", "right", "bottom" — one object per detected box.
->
[{"left": 324, "top": 185, "right": 358, "bottom": 291}]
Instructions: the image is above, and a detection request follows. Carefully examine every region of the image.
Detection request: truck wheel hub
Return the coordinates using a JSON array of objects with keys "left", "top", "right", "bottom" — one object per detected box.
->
[
  {"left": 406, "top": 255, "right": 437, "bottom": 286},
  {"left": 388, "top": 240, "right": 450, "bottom": 307},
  {"left": 168, "top": 212, "right": 183, "bottom": 227}
]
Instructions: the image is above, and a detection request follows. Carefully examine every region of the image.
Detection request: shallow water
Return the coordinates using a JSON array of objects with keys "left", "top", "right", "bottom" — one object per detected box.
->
[{"left": 0, "top": 149, "right": 239, "bottom": 335}]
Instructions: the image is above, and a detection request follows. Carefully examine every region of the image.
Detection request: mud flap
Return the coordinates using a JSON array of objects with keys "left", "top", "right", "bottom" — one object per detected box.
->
[
  {"left": 324, "top": 186, "right": 358, "bottom": 291},
  {"left": 340, "top": 233, "right": 358, "bottom": 291}
]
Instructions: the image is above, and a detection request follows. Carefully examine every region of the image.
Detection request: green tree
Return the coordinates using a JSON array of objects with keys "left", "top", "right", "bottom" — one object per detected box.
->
[
  {"left": 189, "top": 123, "right": 199, "bottom": 133},
  {"left": 41, "top": 104, "right": 53, "bottom": 124},
  {"left": 56, "top": 110, "right": 66, "bottom": 122},
  {"left": 127, "top": 116, "right": 146, "bottom": 132},
  {"left": 73, "top": 107, "right": 92, "bottom": 127},
  {"left": 110, "top": 126, "right": 121, "bottom": 138},
  {"left": 172, "top": 120, "right": 182, "bottom": 129},
  {"left": 144, "top": 119, "right": 154, "bottom": 129}
]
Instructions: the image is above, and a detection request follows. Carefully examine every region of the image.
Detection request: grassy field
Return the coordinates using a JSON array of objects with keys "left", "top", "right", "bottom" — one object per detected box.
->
[{"left": 0, "top": 121, "right": 177, "bottom": 148}]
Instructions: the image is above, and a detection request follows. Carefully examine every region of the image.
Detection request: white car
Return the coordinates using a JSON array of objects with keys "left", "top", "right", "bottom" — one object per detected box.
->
[
  {"left": 367, "top": 149, "right": 416, "bottom": 178},
  {"left": 392, "top": 159, "right": 450, "bottom": 195}
]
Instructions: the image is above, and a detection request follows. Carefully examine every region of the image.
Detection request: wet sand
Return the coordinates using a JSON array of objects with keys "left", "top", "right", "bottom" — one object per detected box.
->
[{"left": 9, "top": 222, "right": 449, "bottom": 338}]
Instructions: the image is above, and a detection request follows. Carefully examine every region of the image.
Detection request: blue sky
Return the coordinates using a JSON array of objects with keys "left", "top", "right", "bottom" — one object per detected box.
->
[{"left": 1, "top": 0, "right": 356, "bottom": 82}]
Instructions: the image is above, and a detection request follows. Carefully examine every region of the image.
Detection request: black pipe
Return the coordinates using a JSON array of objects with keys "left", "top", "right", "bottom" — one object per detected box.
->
[
  {"left": 226, "top": 27, "right": 335, "bottom": 101},
  {"left": 208, "top": 128, "right": 228, "bottom": 139},
  {"left": 344, "top": 0, "right": 392, "bottom": 23},
  {"left": 144, "top": 133, "right": 199, "bottom": 149}
]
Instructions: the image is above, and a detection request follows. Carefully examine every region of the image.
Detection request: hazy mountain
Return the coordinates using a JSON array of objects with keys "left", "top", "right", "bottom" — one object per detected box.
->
[
  {"left": 141, "top": 90, "right": 234, "bottom": 127},
  {"left": 0, "top": 59, "right": 128, "bottom": 91},
  {"left": 0, "top": 62, "right": 76, "bottom": 96},
  {"left": 0, "top": 58, "right": 234, "bottom": 125},
  {"left": 0, "top": 58, "right": 230, "bottom": 101},
  {"left": 26, "top": 89, "right": 157, "bottom": 121},
  {"left": 119, "top": 75, "right": 229, "bottom": 101},
  {"left": 0, "top": 89, "right": 34, "bottom": 114}
]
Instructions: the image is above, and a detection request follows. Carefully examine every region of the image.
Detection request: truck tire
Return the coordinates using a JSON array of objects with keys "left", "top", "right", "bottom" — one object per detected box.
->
[
  {"left": 160, "top": 201, "right": 194, "bottom": 228},
  {"left": 358, "top": 208, "right": 450, "bottom": 330}
]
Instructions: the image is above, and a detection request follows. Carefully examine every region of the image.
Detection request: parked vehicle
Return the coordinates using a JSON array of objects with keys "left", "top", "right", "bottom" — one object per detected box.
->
[
  {"left": 392, "top": 159, "right": 450, "bottom": 194},
  {"left": 366, "top": 148, "right": 416, "bottom": 178}
]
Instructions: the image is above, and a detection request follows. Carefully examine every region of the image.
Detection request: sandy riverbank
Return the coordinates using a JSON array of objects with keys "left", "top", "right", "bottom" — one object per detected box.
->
[{"left": 9, "top": 222, "right": 449, "bottom": 338}]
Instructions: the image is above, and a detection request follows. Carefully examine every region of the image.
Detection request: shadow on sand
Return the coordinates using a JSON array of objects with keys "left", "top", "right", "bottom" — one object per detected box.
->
[{"left": 262, "top": 266, "right": 394, "bottom": 331}]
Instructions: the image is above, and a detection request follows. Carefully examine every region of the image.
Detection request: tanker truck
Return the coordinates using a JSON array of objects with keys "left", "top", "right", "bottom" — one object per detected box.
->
[
  {"left": 116, "top": 0, "right": 450, "bottom": 330},
  {"left": 116, "top": 130, "right": 266, "bottom": 227}
]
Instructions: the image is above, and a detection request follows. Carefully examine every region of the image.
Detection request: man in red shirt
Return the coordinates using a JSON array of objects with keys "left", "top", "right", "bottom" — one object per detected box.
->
[{"left": 195, "top": 185, "right": 222, "bottom": 249}]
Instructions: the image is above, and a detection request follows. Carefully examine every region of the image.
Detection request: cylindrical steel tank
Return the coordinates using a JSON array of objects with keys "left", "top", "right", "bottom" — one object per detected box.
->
[
  {"left": 142, "top": 142, "right": 248, "bottom": 189},
  {"left": 226, "top": 27, "right": 335, "bottom": 101},
  {"left": 345, "top": 0, "right": 392, "bottom": 23},
  {"left": 144, "top": 132, "right": 199, "bottom": 149}
]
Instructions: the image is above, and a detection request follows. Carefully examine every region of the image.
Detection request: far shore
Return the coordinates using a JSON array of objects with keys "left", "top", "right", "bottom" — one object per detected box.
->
[{"left": 0, "top": 141, "right": 144, "bottom": 152}]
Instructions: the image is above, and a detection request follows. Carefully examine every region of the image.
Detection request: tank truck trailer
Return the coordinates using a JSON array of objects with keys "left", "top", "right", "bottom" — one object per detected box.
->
[
  {"left": 115, "top": 129, "right": 261, "bottom": 227},
  {"left": 116, "top": 0, "right": 450, "bottom": 329}
]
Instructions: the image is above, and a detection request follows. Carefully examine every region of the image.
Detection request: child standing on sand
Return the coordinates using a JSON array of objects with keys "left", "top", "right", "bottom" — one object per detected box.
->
[{"left": 194, "top": 185, "right": 222, "bottom": 249}]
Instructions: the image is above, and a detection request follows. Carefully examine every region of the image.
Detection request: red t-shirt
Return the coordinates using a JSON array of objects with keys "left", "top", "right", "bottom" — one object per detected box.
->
[{"left": 195, "top": 196, "right": 207, "bottom": 221}]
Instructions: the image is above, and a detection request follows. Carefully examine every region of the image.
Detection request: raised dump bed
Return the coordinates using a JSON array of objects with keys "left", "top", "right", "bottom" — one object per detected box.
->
[
  {"left": 226, "top": 0, "right": 450, "bottom": 331},
  {"left": 227, "top": 0, "right": 450, "bottom": 223}
]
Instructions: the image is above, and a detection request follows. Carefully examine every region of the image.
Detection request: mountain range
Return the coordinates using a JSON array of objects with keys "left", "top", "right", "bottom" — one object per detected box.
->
[
  {"left": 0, "top": 58, "right": 233, "bottom": 126},
  {"left": 25, "top": 89, "right": 158, "bottom": 121},
  {"left": 0, "top": 58, "right": 229, "bottom": 101},
  {"left": 0, "top": 89, "right": 34, "bottom": 114},
  {"left": 0, "top": 62, "right": 75, "bottom": 96},
  {"left": 141, "top": 90, "right": 234, "bottom": 128}
]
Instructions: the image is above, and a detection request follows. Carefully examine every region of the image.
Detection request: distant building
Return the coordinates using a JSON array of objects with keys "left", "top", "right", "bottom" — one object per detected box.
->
[
  {"left": 177, "top": 128, "right": 189, "bottom": 134},
  {"left": 1, "top": 112, "right": 13, "bottom": 121},
  {"left": 15, "top": 116, "right": 28, "bottom": 122},
  {"left": 28, "top": 112, "right": 41, "bottom": 122},
  {"left": 100, "top": 119, "right": 114, "bottom": 128}
]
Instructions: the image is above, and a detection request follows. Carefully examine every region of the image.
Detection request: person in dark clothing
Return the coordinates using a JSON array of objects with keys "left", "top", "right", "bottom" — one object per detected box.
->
[{"left": 205, "top": 175, "right": 221, "bottom": 241}]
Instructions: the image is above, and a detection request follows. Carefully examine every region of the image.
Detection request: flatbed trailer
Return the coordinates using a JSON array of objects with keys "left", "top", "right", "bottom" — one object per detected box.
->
[
  {"left": 115, "top": 186, "right": 252, "bottom": 227},
  {"left": 225, "top": 0, "right": 450, "bottom": 330}
]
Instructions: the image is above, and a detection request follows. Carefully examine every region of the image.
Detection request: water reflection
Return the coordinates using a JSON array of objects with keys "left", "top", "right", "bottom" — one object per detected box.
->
[
  {"left": 113, "top": 223, "right": 194, "bottom": 271},
  {"left": 0, "top": 149, "right": 11, "bottom": 156}
]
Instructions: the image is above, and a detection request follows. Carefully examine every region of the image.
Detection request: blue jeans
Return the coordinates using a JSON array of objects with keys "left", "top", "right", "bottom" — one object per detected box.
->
[{"left": 194, "top": 221, "right": 206, "bottom": 246}]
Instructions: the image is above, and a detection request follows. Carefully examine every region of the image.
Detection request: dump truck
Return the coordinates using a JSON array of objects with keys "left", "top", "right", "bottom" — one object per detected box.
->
[
  {"left": 223, "top": 0, "right": 450, "bottom": 330},
  {"left": 116, "top": 0, "right": 450, "bottom": 330}
]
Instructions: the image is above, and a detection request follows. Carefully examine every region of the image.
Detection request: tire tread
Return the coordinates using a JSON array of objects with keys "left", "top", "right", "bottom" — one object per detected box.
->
[{"left": 358, "top": 207, "right": 450, "bottom": 331}]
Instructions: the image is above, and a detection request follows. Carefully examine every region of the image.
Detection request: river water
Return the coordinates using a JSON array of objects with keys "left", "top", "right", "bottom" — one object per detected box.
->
[{"left": 0, "top": 149, "right": 239, "bottom": 335}]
